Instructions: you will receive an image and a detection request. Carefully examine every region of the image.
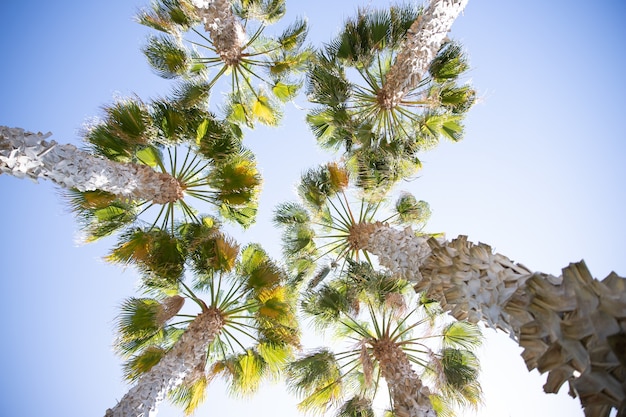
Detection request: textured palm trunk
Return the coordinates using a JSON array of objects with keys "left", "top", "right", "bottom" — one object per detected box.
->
[
  {"left": 378, "top": 0, "right": 469, "bottom": 109},
  {"left": 190, "top": 0, "right": 247, "bottom": 65},
  {"left": 105, "top": 307, "right": 224, "bottom": 417},
  {"left": 0, "top": 126, "right": 183, "bottom": 204},
  {"left": 372, "top": 337, "right": 436, "bottom": 417},
  {"left": 351, "top": 221, "right": 626, "bottom": 417}
]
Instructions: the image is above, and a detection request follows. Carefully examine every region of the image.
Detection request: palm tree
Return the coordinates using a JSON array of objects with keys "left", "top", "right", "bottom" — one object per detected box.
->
[
  {"left": 287, "top": 261, "right": 482, "bottom": 417},
  {"left": 342, "top": 219, "right": 626, "bottom": 417},
  {"left": 273, "top": 162, "right": 432, "bottom": 286},
  {"left": 274, "top": 161, "right": 625, "bottom": 415},
  {"left": 62, "top": 86, "right": 262, "bottom": 245},
  {"left": 105, "top": 228, "right": 299, "bottom": 417},
  {"left": 137, "top": 0, "right": 311, "bottom": 127},
  {"left": 306, "top": 2, "right": 473, "bottom": 195},
  {"left": 0, "top": 125, "right": 182, "bottom": 204},
  {"left": 3, "top": 84, "right": 262, "bottom": 241}
]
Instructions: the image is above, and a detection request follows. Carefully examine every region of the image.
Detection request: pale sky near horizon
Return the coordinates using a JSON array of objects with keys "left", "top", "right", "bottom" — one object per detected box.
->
[{"left": 1, "top": 1, "right": 625, "bottom": 417}]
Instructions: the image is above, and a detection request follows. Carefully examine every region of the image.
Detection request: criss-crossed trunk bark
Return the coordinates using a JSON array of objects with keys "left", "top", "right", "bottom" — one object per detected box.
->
[
  {"left": 0, "top": 126, "right": 183, "bottom": 204},
  {"left": 190, "top": 0, "right": 247, "bottom": 65},
  {"left": 372, "top": 337, "right": 436, "bottom": 417},
  {"left": 105, "top": 307, "right": 224, "bottom": 417},
  {"left": 378, "top": 0, "right": 469, "bottom": 109},
  {"left": 351, "top": 221, "right": 626, "bottom": 417}
]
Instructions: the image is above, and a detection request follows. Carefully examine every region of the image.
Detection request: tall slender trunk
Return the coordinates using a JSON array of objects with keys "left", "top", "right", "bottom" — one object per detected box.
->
[
  {"left": 378, "top": 0, "right": 469, "bottom": 109},
  {"left": 0, "top": 126, "right": 183, "bottom": 204},
  {"left": 372, "top": 337, "right": 436, "bottom": 417},
  {"left": 190, "top": 0, "right": 247, "bottom": 65},
  {"left": 351, "top": 221, "right": 626, "bottom": 416},
  {"left": 105, "top": 307, "right": 224, "bottom": 417}
]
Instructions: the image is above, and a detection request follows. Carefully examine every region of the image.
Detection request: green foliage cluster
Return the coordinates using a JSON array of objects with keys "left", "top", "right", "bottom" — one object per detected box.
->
[{"left": 57, "top": 1, "right": 482, "bottom": 416}]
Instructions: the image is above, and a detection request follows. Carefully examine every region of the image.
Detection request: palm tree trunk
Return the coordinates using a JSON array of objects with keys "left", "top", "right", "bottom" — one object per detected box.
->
[
  {"left": 105, "top": 307, "right": 224, "bottom": 417},
  {"left": 351, "top": 221, "right": 626, "bottom": 416},
  {"left": 0, "top": 126, "right": 183, "bottom": 204},
  {"left": 190, "top": 0, "right": 246, "bottom": 65},
  {"left": 372, "top": 337, "right": 436, "bottom": 417},
  {"left": 378, "top": 0, "right": 469, "bottom": 109}
]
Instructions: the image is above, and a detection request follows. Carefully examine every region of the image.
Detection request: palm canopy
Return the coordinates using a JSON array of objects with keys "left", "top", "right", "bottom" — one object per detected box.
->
[
  {"left": 287, "top": 261, "right": 482, "bottom": 417},
  {"left": 137, "top": 0, "right": 311, "bottom": 128},
  {"left": 66, "top": 84, "right": 261, "bottom": 244},
  {"left": 273, "top": 162, "right": 433, "bottom": 286},
  {"left": 306, "top": 4, "right": 474, "bottom": 193},
  {"left": 110, "top": 233, "right": 299, "bottom": 415}
]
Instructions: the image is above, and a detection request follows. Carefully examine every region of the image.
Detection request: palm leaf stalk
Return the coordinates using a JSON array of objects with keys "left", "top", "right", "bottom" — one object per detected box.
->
[
  {"left": 0, "top": 126, "right": 183, "bottom": 204},
  {"left": 138, "top": 0, "right": 310, "bottom": 127},
  {"left": 289, "top": 263, "right": 482, "bottom": 417},
  {"left": 105, "top": 237, "right": 299, "bottom": 417},
  {"left": 348, "top": 222, "right": 626, "bottom": 416},
  {"left": 378, "top": 0, "right": 469, "bottom": 109}
]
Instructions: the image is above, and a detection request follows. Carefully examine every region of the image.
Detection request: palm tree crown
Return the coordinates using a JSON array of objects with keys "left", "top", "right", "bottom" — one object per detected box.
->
[
  {"left": 306, "top": 3, "right": 474, "bottom": 194},
  {"left": 66, "top": 86, "right": 261, "bottom": 244},
  {"left": 274, "top": 162, "right": 432, "bottom": 286},
  {"left": 137, "top": 0, "right": 311, "bottom": 127},
  {"left": 106, "top": 226, "right": 299, "bottom": 416},
  {"left": 287, "top": 261, "right": 482, "bottom": 417}
]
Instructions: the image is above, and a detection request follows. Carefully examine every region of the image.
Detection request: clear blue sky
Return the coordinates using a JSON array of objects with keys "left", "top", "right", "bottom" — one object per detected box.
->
[{"left": 1, "top": 1, "right": 625, "bottom": 416}]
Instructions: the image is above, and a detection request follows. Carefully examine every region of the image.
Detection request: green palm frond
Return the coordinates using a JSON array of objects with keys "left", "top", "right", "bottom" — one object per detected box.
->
[
  {"left": 436, "top": 348, "right": 483, "bottom": 409},
  {"left": 298, "top": 164, "right": 348, "bottom": 212},
  {"left": 84, "top": 98, "right": 153, "bottom": 161},
  {"left": 442, "top": 321, "right": 483, "bottom": 350},
  {"left": 233, "top": 0, "right": 286, "bottom": 24},
  {"left": 168, "top": 375, "right": 209, "bottom": 415},
  {"left": 327, "top": 5, "right": 418, "bottom": 67},
  {"left": 418, "top": 112, "right": 465, "bottom": 143},
  {"left": 429, "top": 394, "right": 456, "bottom": 417},
  {"left": 436, "top": 83, "right": 476, "bottom": 114},
  {"left": 107, "top": 227, "right": 186, "bottom": 286},
  {"left": 428, "top": 41, "right": 470, "bottom": 82},
  {"left": 257, "top": 339, "right": 293, "bottom": 374},
  {"left": 273, "top": 201, "right": 310, "bottom": 225},
  {"left": 217, "top": 349, "right": 268, "bottom": 397},
  {"left": 301, "top": 284, "right": 351, "bottom": 329},
  {"left": 347, "top": 144, "right": 421, "bottom": 198},
  {"left": 144, "top": 34, "right": 192, "bottom": 79},
  {"left": 336, "top": 395, "right": 375, "bottom": 417},
  {"left": 181, "top": 218, "right": 240, "bottom": 276},
  {"left": 286, "top": 349, "right": 343, "bottom": 413},
  {"left": 64, "top": 189, "right": 137, "bottom": 241},
  {"left": 306, "top": 53, "right": 351, "bottom": 107},
  {"left": 122, "top": 346, "right": 167, "bottom": 382},
  {"left": 393, "top": 192, "right": 431, "bottom": 227},
  {"left": 136, "top": 0, "right": 197, "bottom": 33}
]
